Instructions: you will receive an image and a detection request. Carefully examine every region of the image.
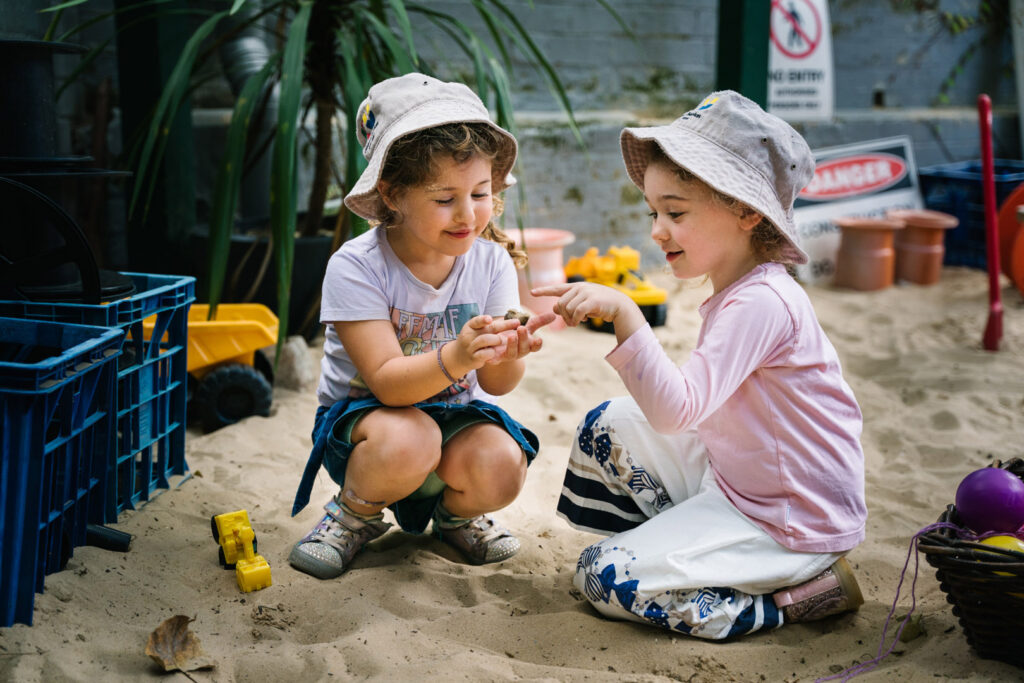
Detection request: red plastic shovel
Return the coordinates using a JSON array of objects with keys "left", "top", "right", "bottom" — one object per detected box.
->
[{"left": 978, "top": 93, "right": 1002, "bottom": 351}]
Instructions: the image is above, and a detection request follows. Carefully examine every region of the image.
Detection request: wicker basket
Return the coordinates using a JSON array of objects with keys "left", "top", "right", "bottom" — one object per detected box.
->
[{"left": 917, "top": 458, "right": 1024, "bottom": 668}]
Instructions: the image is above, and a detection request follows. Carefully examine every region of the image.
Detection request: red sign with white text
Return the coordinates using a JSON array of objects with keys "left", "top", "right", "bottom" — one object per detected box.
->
[{"left": 801, "top": 153, "right": 908, "bottom": 201}]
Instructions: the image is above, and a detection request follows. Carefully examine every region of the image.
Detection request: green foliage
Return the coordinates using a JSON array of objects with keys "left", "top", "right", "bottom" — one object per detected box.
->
[
  {"left": 932, "top": 0, "right": 1009, "bottom": 105},
  {"left": 48, "top": 0, "right": 630, "bottom": 359}
]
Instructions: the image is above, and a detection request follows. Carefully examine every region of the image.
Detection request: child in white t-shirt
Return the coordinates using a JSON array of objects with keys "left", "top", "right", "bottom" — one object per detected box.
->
[
  {"left": 290, "top": 73, "right": 554, "bottom": 579},
  {"left": 534, "top": 91, "right": 867, "bottom": 638}
]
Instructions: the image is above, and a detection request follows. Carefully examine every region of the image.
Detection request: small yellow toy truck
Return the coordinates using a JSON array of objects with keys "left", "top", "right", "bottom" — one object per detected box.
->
[
  {"left": 211, "top": 509, "right": 272, "bottom": 593},
  {"left": 564, "top": 246, "right": 668, "bottom": 332}
]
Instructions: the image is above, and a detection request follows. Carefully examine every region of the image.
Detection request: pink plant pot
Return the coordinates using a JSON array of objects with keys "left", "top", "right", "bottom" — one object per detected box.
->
[{"left": 512, "top": 228, "right": 576, "bottom": 330}]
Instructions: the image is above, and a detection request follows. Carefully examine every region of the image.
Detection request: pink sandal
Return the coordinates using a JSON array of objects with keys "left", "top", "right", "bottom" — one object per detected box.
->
[{"left": 773, "top": 557, "right": 864, "bottom": 622}]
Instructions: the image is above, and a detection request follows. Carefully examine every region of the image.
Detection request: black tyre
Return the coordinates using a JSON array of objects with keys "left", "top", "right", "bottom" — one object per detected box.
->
[
  {"left": 641, "top": 303, "right": 668, "bottom": 328},
  {"left": 210, "top": 515, "right": 220, "bottom": 542},
  {"left": 194, "top": 364, "right": 273, "bottom": 433},
  {"left": 566, "top": 275, "right": 586, "bottom": 283},
  {"left": 218, "top": 545, "right": 234, "bottom": 569},
  {"left": 253, "top": 348, "right": 274, "bottom": 385},
  {"left": 585, "top": 318, "right": 616, "bottom": 333}
]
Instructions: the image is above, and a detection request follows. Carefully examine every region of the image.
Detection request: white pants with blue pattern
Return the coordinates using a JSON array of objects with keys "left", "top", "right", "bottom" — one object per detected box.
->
[{"left": 557, "top": 397, "right": 840, "bottom": 639}]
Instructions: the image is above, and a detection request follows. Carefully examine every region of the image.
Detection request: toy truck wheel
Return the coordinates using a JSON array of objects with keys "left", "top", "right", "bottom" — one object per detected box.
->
[
  {"left": 642, "top": 303, "right": 668, "bottom": 328},
  {"left": 195, "top": 364, "right": 273, "bottom": 433},
  {"left": 210, "top": 515, "right": 220, "bottom": 542},
  {"left": 218, "top": 546, "right": 233, "bottom": 569},
  {"left": 253, "top": 348, "right": 274, "bottom": 385}
]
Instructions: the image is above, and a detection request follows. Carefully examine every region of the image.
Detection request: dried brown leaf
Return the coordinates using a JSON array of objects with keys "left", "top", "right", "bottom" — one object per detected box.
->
[{"left": 145, "top": 615, "right": 216, "bottom": 672}]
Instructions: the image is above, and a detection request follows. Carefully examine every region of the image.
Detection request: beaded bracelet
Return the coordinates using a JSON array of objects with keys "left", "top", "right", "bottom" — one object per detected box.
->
[{"left": 436, "top": 342, "right": 459, "bottom": 385}]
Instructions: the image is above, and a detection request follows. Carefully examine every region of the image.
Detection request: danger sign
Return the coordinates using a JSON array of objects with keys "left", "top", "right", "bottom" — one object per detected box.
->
[
  {"left": 767, "top": 0, "right": 833, "bottom": 121},
  {"left": 802, "top": 154, "right": 908, "bottom": 200}
]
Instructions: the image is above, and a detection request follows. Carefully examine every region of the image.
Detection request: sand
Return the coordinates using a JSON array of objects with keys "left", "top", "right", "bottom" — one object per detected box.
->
[{"left": 2, "top": 266, "right": 1024, "bottom": 682}]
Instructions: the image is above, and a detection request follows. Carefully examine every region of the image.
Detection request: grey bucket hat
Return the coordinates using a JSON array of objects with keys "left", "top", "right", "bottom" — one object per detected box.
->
[
  {"left": 344, "top": 73, "right": 518, "bottom": 221},
  {"left": 620, "top": 91, "right": 814, "bottom": 264}
]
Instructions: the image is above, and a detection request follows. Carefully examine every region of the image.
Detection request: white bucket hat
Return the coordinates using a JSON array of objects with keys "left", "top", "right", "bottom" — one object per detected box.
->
[
  {"left": 344, "top": 73, "right": 518, "bottom": 221},
  {"left": 620, "top": 90, "right": 814, "bottom": 264}
]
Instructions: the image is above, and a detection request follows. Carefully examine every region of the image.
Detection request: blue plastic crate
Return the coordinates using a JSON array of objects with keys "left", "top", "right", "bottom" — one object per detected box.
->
[
  {"left": 918, "top": 159, "right": 1024, "bottom": 270},
  {"left": 1, "top": 317, "right": 123, "bottom": 627},
  {"left": 0, "top": 272, "right": 195, "bottom": 520}
]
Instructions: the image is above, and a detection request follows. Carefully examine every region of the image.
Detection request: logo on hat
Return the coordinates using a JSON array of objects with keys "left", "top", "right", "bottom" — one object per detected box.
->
[
  {"left": 682, "top": 95, "right": 720, "bottom": 122},
  {"left": 360, "top": 105, "right": 376, "bottom": 143}
]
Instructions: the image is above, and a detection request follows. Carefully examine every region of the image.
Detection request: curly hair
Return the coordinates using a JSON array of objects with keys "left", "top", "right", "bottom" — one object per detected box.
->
[
  {"left": 644, "top": 143, "right": 790, "bottom": 265},
  {"left": 373, "top": 122, "right": 527, "bottom": 268}
]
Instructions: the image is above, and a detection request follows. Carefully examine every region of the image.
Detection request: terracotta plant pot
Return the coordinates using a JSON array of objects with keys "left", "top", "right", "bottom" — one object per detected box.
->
[
  {"left": 512, "top": 228, "right": 575, "bottom": 329},
  {"left": 886, "top": 208, "right": 959, "bottom": 286},
  {"left": 832, "top": 217, "right": 905, "bottom": 291}
]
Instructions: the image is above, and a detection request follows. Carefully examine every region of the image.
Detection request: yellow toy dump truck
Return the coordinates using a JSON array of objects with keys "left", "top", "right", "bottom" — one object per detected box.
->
[
  {"left": 564, "top": 246, "right": 668, "bottom": 332},
  {"left": 211, "top": 509, "right": 271, "bottom": 593},
  {"left": 145, "top": 303, "right": 277, "bottom": 432}
]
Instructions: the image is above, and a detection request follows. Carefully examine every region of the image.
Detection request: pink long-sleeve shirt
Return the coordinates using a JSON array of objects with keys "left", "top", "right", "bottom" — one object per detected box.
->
[{"left": 607, "top": 263, "right": 866, "bottom": 553}]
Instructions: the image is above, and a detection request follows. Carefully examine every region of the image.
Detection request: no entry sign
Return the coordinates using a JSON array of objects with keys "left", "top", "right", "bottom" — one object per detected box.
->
[{"left": 767, "top": 0, "right": 834, "bottom": 121}]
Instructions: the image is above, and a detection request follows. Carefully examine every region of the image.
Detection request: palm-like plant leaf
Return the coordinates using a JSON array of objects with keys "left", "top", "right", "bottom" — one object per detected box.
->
[
  {"left": 384, "top": 0, "right": 418, "bottom": 66},
  {"left": 269, "top": 0, "right": 313, "bottom": 359},
  {"left": 48, "top": 0, "right": 176, "bottom": 42},
  {"left": 206, "top": 53, "right": 281, "bottom": 318},
  {"left": 129, "top": 9, "right": 226, "bottom": 217},
  {"left": 355, "top": 7, "right": 418, "bottom": 73},
  {"left": 53, "top": 0, "right": 613, "bottom": 350},
  {"left": 337, "top": 32, "right": 372, "bottom": 237},
  {"left": 474, "top": 0, "right": 582, "bottom": 146}
]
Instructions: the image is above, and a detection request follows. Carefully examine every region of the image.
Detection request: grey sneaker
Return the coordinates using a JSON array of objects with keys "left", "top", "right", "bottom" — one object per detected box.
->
[
  {"left": 288, "top": 496, "right": 391, "bottom": 579},
  {"left": 436, "top": 515, "right": 520, "bottom": 565}
]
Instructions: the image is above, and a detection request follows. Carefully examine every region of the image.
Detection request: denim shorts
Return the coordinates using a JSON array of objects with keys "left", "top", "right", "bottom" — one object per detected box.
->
[{"left": 292, "top": 396, "right": 539, "bottom": 533}]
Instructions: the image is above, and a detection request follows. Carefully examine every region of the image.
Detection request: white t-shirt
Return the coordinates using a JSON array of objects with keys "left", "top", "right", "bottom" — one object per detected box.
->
[{"left": 317, "top": 226, "right": 520, "bottom": 407}]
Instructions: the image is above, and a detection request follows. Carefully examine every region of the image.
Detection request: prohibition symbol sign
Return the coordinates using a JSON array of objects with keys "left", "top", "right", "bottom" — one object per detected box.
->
[{"left": 770, "top": 0, "right": 821, "bottom": 59}]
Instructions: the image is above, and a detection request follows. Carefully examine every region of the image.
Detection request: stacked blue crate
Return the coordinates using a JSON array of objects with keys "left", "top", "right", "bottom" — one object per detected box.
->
[
  {"left": 0, "top": 317, "right": 123, "bottom": 626},
  {"left": 0, "top": 273, "right": 195, "bottom": 520},
  {"left": 918, "top": 160, "right": 1024, "bottom": 270}
]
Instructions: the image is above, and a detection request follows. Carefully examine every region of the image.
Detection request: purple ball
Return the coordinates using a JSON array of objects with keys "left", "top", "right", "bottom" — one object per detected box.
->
[{"left": 955, "top": 468, "right": 1024, "bottom": 534}]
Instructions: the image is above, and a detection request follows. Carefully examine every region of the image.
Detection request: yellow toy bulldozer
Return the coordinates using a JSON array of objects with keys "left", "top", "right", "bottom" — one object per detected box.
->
[
  {"left": 211, "top": 509, "right": 272, "bottom": 593},
  {"left": 564, "top": 246, "right": 668, "bottom": 332}
]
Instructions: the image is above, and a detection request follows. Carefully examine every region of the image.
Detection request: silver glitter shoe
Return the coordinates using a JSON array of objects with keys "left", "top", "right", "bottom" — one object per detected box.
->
[
  {"left": 288, "top": 495, "right": 391, "bottom": 579},
  {"left": 436, "top": 515, "right": 520, "bottom": 565}
]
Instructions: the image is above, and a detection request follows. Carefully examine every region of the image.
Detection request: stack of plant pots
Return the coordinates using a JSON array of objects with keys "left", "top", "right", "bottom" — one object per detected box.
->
[{"left": 832, "top": 208, "right": 961, "bottom": 291}]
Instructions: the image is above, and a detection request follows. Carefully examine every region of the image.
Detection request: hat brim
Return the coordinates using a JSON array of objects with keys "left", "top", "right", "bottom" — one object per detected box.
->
[
  {"left": 344, "top": 99, "right": 518, "bottom": 222},
  {"left": 620, "top": 126, "right": 808, "bottom": 265}
]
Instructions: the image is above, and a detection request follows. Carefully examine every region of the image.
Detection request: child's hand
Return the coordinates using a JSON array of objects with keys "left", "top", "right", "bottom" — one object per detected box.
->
[
  {"left": 452, "top": 315, "right": 520, "bottom": 367},
  {"left": 531, "top": 282, "right": 634, "bottom": 327},
  {"left": 487, "top": 311, "right": 558, "bottom": 364},
  {"left": 455, "top": 312, "right": 557, "bottom": 366}
]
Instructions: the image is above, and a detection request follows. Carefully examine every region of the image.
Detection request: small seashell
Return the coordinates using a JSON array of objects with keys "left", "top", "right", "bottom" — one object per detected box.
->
[{"left": 504, "top": 308, "right": 531, "bottom": 325}]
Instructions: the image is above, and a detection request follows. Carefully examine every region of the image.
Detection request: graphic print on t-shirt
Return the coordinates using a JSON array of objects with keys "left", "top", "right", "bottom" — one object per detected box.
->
[{"left": 348, "top": 302, "right": 481, "bottom": 401}]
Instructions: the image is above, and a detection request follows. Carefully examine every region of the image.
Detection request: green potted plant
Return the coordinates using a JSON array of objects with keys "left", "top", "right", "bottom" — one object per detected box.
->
[{"left": 51, "top": 0, "right": 626, "bottom": 356}]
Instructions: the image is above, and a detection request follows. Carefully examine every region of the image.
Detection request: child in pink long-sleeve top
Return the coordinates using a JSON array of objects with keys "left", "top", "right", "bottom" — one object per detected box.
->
[{"left": 533, "top": 91, "right": 866, "bottom": 639}]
